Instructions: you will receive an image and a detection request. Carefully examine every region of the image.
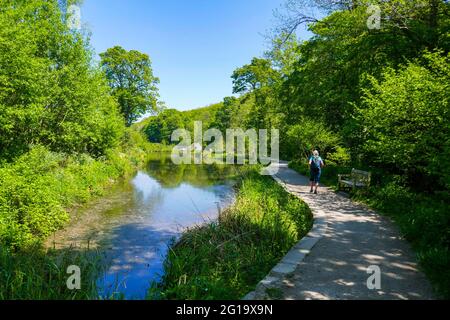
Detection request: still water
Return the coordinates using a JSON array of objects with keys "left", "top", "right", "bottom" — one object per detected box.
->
[{"left": 48, "top": 154, "right": 238, "bottom": 299}]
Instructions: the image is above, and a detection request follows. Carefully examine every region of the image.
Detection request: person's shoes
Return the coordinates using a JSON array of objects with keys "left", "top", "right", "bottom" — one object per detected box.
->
[
  {"left": 310, "top": 189, "right": 313, "bottom": 193},
  {"left": 314, "top": 190, "right": 318, "bottom": 194}
]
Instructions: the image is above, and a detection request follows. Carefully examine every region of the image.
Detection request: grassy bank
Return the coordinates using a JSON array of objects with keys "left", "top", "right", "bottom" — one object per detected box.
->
[
  {"left": 289, "top": 160, "right": 450, "bottom": 299},
  {"left": 149, "top": 168, "right": 313, "bottom": 300},
  {"left": 0, "top": 129, "right": 170, "bottom": 299},
  {"left": 0, "top": 245, "right": 104, "bottom": 300}
]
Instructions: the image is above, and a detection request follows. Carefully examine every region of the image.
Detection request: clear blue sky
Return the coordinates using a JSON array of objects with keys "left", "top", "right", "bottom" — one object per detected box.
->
[{"left": 81, "top": 0, "right": 311, "bottom": 111}]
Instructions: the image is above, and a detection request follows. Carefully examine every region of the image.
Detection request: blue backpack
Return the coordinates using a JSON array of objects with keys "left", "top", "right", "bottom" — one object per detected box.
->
[{"left": 310, "top": 158, "right": 320, "bottom": 173}]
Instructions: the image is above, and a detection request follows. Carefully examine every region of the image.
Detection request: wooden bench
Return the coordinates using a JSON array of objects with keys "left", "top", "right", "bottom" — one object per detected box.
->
[{"left": 338, "top": 169, "right": 371, "bottom": 190}]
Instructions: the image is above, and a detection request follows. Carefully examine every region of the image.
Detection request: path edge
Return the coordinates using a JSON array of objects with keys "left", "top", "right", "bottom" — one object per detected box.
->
[{"left": 242, "top": 172, "right": 329, "bottom": 300}]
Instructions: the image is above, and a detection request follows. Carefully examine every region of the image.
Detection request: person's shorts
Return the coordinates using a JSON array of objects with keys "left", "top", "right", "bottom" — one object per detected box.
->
[{"left": 310, "top": 170, "right": 321, "bottom": 183}]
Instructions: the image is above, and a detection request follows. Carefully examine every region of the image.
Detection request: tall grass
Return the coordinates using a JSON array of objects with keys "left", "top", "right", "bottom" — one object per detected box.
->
[
  {"left": 289, "top": 160, "right": 450, "bottom": 299},
  {"left": 149, "top": 168, "right": 313, "bottom": 300},
  {"left": 0, "top": 245, "right": 104, "bottom": 300}
]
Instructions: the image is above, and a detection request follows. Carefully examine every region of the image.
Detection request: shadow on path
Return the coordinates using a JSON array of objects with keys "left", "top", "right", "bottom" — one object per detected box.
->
[{"left": 256, "top": 162, "right": 434, "bottom": 300}]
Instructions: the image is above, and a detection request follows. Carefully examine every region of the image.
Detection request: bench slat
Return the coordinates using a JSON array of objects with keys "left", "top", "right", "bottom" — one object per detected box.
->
[{"left": 339, "top": 168, "right": 371, "bottom": 190}]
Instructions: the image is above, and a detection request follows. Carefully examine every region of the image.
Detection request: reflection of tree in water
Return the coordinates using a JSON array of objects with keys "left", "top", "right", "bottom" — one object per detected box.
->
[{"left": 145, "top": 154, "right": 242, "bottom": 189}]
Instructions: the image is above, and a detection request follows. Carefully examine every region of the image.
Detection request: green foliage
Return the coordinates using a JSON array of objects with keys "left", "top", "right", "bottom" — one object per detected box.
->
[
  {"left": 0, "top": 0, "right": 125, "bottom": 160},
  {"left": 327, "top": 146, "right": 351, "bottom": 166},
  {"left": 182, "top": 103, "right": 222, "bottom": 133},
  {"left": 144, "top": 109, "right": 185, "bottom": 144},
  {"left": 100, "top": 46, "right": 160, "bottom": 126},
  {"left": 0, "top": 146, "right": 130, "bottom": 249},
  {"left": 356, "top": 51, "right": 450, "bottom": 189},
  {"left": 0, "top": 245, "right": 102, "bottom": 300},
  {"left": 150, "top": 169, "right": 313, "bottom": 300},
  {"left": 143, "top": 104, "right": 222, "bottom": 144},
  {"left": 231, "top": 58, "right": 280, "bottom": 94},
  {"left": 0, "top": 0, "right": 170, "bottom": 300},
  {"left": 212, "top": 98, "right": 235, "bottom": 132},
  {"left": 277, "top": 0, "right": 450, "bottom": 129},
  {"left": 283, "top": 119, "right": 342, "bottom": 159},
  {"left": 265, "top": 32, "right": 302, "bottom": 76}
]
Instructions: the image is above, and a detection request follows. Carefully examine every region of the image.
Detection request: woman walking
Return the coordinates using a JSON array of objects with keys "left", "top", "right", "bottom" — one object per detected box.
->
[{"left": 309, "top": 150, "right": 324, "bottom": 194}]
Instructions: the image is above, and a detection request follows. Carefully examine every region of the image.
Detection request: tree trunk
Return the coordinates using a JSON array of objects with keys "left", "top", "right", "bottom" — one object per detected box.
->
[{"left": 428, "top": 0, "right": 440, "bottom": 48}]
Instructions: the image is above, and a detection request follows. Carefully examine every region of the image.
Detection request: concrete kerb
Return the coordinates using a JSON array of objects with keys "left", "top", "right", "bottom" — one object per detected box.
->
[{"left": 242, "top": 172, "right": 329, "bottom": 300}]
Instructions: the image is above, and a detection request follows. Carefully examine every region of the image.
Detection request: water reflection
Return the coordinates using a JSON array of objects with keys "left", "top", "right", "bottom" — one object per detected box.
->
[{"left": 49, "top": 154, "right": 239, "bottom": 299}]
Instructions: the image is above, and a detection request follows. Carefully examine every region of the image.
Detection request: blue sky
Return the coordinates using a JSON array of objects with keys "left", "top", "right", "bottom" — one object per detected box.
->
[{"left": 81, "top": 0, "right": 311, "bottom": 111}]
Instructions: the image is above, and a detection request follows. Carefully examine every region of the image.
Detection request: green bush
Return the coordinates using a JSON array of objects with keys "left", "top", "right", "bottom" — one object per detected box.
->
[
  {"left": 1, "top": 148, "right": 88, "bottom": 248},
  {"left": 282, "top": 119, "right": 342, "bottom": 159},
  {"left": 327, "top": 146, "right": 351, "bottom": 166},
  {"left": 144, "top": 109, "right": 185, "bottom": 144},
  {"left": 356, "top": 51, "right": 450, "bottom": 190}
]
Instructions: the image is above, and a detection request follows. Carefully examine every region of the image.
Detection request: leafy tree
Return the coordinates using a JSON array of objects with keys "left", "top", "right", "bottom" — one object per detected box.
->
[
  {"left": 144, "top": 109, "right": 185, "bottom": 144},
  {"left": 212, "top": 97, "right": 237, "bottom": 133},
  {"left": 182, "top": 103, "right": 221, "bottom": 134},
  {"left": 231, "top": 57, "right": 283, "bottom": 130},
  {"left": 272, "top": 0, "right": 450, "bottom": 129},
  {"left": 356, "top": 51, "right": 450, "bottom": 189},
  {"left": 231, "top": 58, "right": 280, "bottom": 94},
  {"left": 265, "top": 33, "right": 302, "bottom": 77},
  {"left": 283, "top": 119, "right": 342, "bottom": 159},
  {"left": 0, "top": 0, "right": 124, "bottom": 160},
  {"left": 100, "top": 46, "right": 159, "bottom": 126}
]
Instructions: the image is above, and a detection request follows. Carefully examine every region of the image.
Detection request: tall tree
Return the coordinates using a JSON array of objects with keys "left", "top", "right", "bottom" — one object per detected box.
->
[
  {"left": 265, "top": 33, "right": 302, "bottom": 77},
  {"left": 231, "top": 58, "right": 280, "bottom": 94},
  {"left": 0, "top": 0, "right": 124, "bottom": 159},
  {"left": 100, "top": 46, "right": 159, "bottom": 126}
]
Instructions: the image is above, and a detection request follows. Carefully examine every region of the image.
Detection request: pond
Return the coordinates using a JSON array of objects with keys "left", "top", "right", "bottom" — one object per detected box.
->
[{"left": 47, "top": 154, "right": 240, "bottom": 299}]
